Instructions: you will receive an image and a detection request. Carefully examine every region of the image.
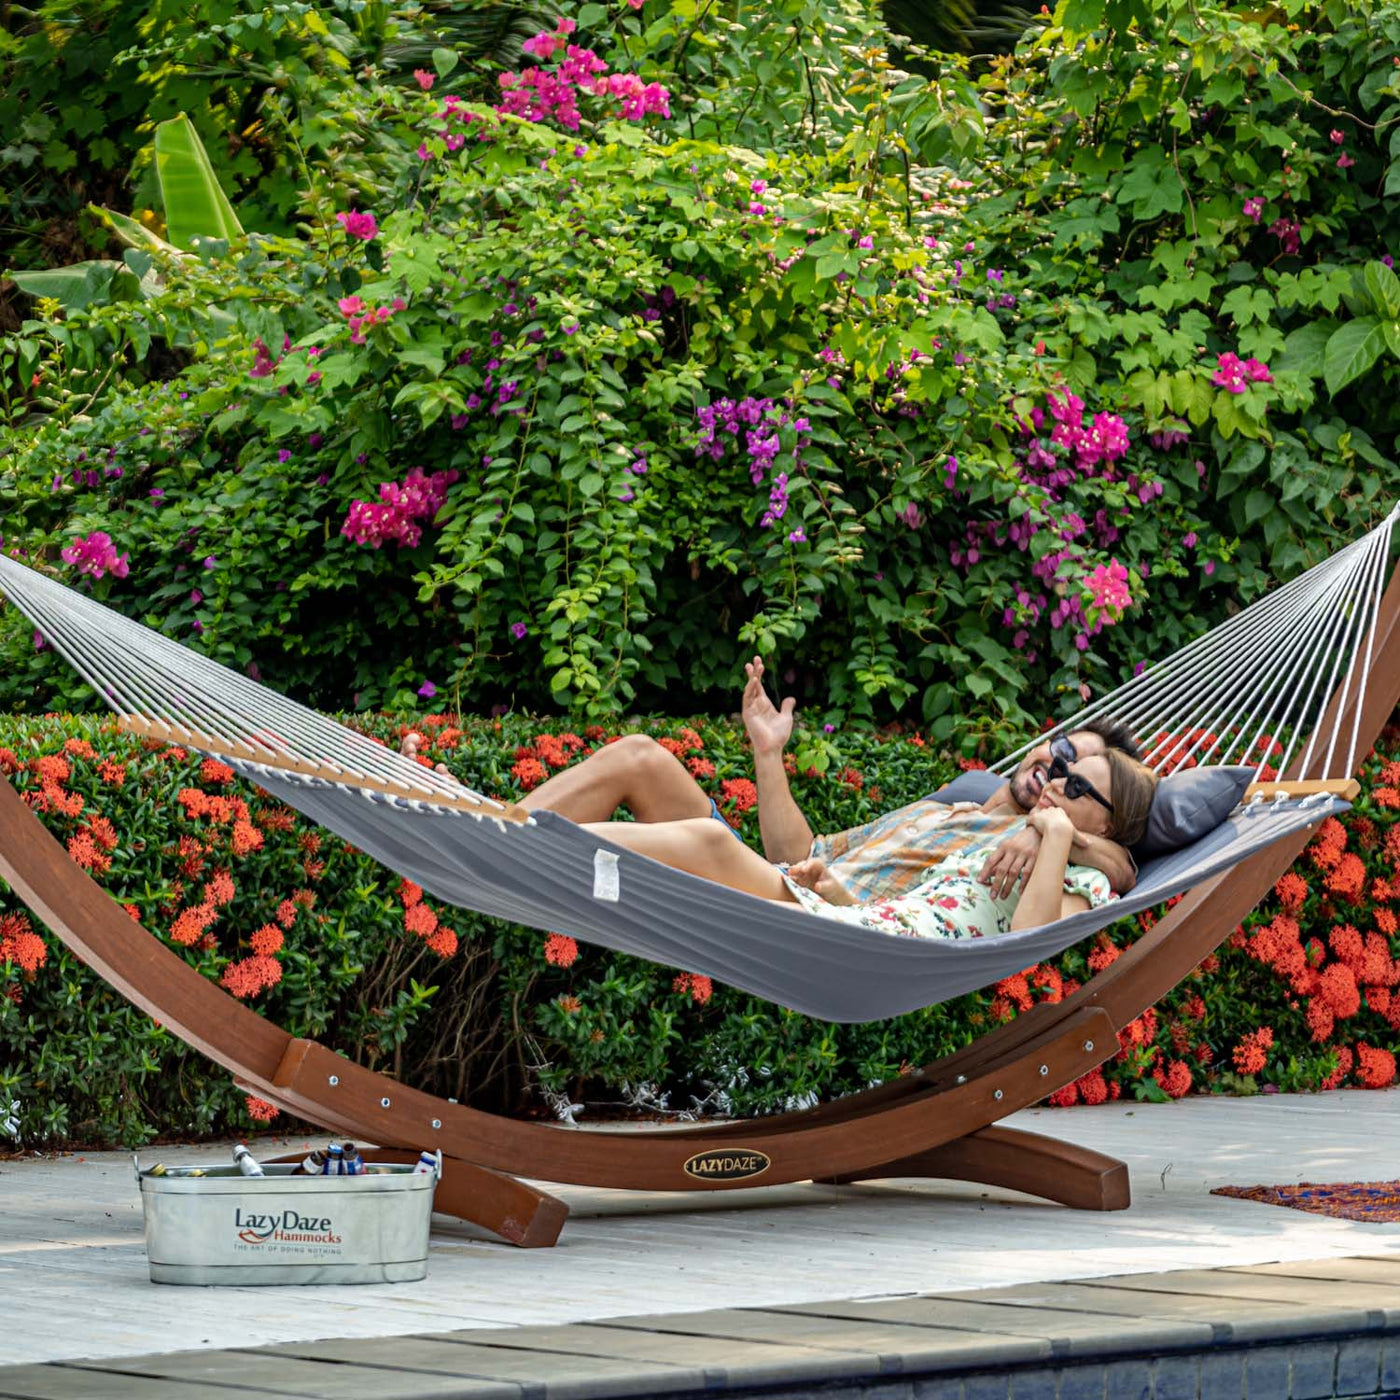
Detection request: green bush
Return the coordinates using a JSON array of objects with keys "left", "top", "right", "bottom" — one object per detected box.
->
[
  {"left": 6, "top": 705, "right": 1400, "bottom": 1149},
  {"left": 4, "top": 0, "right": 1398, "bottom": 738}
]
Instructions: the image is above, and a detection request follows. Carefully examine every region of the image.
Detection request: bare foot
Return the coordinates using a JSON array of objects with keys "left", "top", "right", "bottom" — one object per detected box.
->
[{"left": 786, "top": 857, "right": 856, "bottom": 905}]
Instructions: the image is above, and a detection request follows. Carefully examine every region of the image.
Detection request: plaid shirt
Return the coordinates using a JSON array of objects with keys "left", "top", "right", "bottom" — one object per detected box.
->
[{"left": 808, "top": 800, "right": 1022, "bottom": 903}]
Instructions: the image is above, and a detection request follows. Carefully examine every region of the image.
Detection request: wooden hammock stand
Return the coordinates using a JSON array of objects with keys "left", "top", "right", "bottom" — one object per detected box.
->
[{"left": 3, "top": 574, "right": 1397, "bottom": 1248}]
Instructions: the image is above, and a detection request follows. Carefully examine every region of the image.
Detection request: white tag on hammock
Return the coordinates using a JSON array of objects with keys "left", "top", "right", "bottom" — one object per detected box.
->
[{"left": 593, "top": 849, "right": 621, "bottom": 902}]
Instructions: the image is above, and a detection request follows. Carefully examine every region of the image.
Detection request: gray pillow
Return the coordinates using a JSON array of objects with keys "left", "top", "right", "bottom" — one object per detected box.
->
[
  {"left": 1136, "top": 765, "right": 1254, "bottom": 858},
  {"left": 925, "top": 771, "right": 1003, "bottom": 805}
]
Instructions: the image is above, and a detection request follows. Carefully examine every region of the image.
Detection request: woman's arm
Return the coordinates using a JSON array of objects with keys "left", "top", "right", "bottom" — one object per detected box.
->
[{"left": 1010, "top": 808, "right": 1089, "bottom": 930}]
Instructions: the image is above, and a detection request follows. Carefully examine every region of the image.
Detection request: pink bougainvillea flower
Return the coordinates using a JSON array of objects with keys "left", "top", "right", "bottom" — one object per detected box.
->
[
  {"left": 1085, "top": 559, "right": 1133, "bottom": 622},
  {"left": 336, "top": 209, "right": 378, "bottom": 241},
  {"left": 413, "top": 68, "right": 435, "bottom": 90},
  {"left": 1337, "top": 153, "right": 1355, "bottom": 169},
  {"left": 1330, "top": 128, "right": 1345, "bottom": 144},
  {"left": 1212, "top": 351, "right": 1250, "bottom": 393},
  {"left": 61, "top": 530, "right": 129, "bottom": 580},
  {"left": 1242, "top": 196, "right": 1265, "bottom": 222}
]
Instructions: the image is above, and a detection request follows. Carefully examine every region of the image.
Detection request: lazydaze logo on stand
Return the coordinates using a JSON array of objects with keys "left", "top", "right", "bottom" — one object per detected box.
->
[
  {"left": 682, "top": 1149, "right": 771, "bottom": 1181},
  {"left": 234, "top": 1206, "right": 344, "bottom": 1248}
]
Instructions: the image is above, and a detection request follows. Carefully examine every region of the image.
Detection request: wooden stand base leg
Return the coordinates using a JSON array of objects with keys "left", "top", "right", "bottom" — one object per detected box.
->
[
  {"left": 261, "top": 1147, "right": 570, "bottom": 1246},
  {"left": 817, "top": 1125, "right": 1131, "bottom": 1212}
]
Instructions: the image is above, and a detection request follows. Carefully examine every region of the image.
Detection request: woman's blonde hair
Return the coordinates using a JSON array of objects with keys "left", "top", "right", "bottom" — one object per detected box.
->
[{"left": 1104, "top": 750, "right": 1158, "bottom": 849}]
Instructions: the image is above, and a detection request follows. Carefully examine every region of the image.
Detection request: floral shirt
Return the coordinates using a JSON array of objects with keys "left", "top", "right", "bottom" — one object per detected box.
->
[
  {"left": 808, "top": 799, "right": 1021, "bottom": 902},
  {"left": 787, "top": 818, "right": 1116, "bottom": 940}
]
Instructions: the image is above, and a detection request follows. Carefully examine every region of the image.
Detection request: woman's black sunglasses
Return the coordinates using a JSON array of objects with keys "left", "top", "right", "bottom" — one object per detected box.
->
[{"left": 1047, "top": 753, "right": 1115, "bottom": 813}]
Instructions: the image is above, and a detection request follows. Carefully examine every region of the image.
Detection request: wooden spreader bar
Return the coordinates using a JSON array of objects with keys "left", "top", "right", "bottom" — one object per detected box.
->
[
  {"left": 1, "top": 569, "right": 1394, "bottom": 1246},
  {"left": 1243, "top": 779, "right": 1361, "bottom": 802},
  {"left": 117, "top": 715, "right": 531, "bottom": 823}
]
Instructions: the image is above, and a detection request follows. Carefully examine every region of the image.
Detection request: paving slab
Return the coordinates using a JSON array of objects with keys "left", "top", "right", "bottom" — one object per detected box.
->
[
  {"left": 766, "top": 1296, "right": 1218, "bottom": 1360},
  {"left": 259, "top": 1336, "right": 703, "bottom": 1400},
  {"left": 0, "top": 1368, "right": 281, "bottom": 1399},
  {"left": 918, "top": 1278, "right": 1372, "bottom": 1344},
  {"left": 1075, "top": 1267, "right": 1400, "bottom": 1316}
]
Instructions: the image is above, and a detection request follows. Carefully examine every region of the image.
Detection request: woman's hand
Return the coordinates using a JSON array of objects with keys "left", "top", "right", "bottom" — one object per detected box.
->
[
  {"left": 1026, "top": 805, "right": 1075, "bottom": 842},
  {"left": 742, "top": 656, "right": 796, "bottom": 759},
  {"left": 787, "top": 857, "right": 856, "bottom": 905}
]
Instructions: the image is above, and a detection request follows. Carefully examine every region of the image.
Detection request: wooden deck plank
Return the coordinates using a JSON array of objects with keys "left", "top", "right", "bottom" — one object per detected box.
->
[{"left": 259, "top": 1337, "right": 706, "bottom": 1398}]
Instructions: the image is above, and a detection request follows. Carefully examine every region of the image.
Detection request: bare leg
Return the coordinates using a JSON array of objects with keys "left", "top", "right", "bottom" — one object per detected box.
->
[
  {"left": 583, "top": 818, "right": 800, "bottom": 903},
  {"left": 520, "top": 733, "right": 713, "bottom": 824}
]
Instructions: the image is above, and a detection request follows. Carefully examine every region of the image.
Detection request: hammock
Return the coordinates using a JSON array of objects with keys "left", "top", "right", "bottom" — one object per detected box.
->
[{"left": 0, "top": 508, "right": 1393, "bottom": 1023}]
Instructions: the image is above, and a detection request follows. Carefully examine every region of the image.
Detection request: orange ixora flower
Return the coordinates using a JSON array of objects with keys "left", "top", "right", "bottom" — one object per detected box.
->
[
  {"left": 543, "top": 932, "right": 579, "bottom": 967},
  {"left": 62, "top": 737, "right": 96, "bottom": 760},
  {"left": 244, "top": 1094, "right": 279, "bottom": 1122},
  {"left": 1374, "top": 787, "right": 1400, "bottom": 810},
  {"left": 687, "top": 756, "right": 716, "bottom": 780},
  {"left": 1356, "top": 1043, "right": 1398, "bottom": 1090},
  {"left": 249, "top": 924, "right": 284, "bottom": 956},
  {"left": 672, "top": 971, "right": 713, "bottom": 1005},
  {"left": 66, "top": 830, "right": 111, "bottom": 875},
  {"left": 398, "top": 878, "right": 423, "bottom": 908},
  {"left": 275, "top": 900, "right": 298, "bottom": 929},
  {"left": 0, "top": 912, "right": 46, "bottom": 974},
  {"left": 1231, "top": 1026, "right": 1274, "bottom": 1075},
  {"left": 511, "top": 756, "right": 548, "bottom": 790},
  {"left": 96, "top": 757, "right": 126, "bottom": 786},
  {"left": 425, "top": 925, "right": 458, "bottom": 958},
  {"left": 31, "top": 754, "right": 71, "bottom": 785},
  {"left": 1154, "top": 1059, "right": 1192, "bottom": 1099},
  {"left": 404, "top": 902, "right": 438, "bottom": 939},
  {"left": 221, "top": 954, "right": 283, "bottom": 999},
  {"left": 719, "top": 777, "right": 758, "bottom": 813},
  {"left": 200, "top": 758, "right": 235, "bottom": 786},
  {"left": 557, "top": 994, "right": 582, "bottom": 1014},
  {"left": 170, "top": 902, "right": 218, "bottom": 946},
  {"left": 1273, "top": 872, "right": 1308, "bottom": 911},
  {"left": 231, "top": 820, "right": 263, "bottom": 856}
]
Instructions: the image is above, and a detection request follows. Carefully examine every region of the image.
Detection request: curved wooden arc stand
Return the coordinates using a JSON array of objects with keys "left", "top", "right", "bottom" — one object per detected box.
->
[{"left": 4, "top": 570, "right": 1398, "bottom": 1246}]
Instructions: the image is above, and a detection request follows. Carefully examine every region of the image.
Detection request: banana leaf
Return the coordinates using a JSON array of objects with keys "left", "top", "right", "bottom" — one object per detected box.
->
[
  {"left": 153, "top": 114, "right": 244, "bottom": 251},
  {"left": 6, "top": 260, "right": 145, "bottom": 311}
]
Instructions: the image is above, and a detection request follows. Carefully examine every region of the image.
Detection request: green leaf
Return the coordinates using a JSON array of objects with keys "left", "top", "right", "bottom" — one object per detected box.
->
[
  {"left": 1323, "top": 317, "right": 1386, "bottom": 397},
  {"left": 1274, "top": 320, "right": 1334, "bottom": 380},
  {"left": 153, "top": 113, "right": 244, "bottom": 251},
  {"left": 1116, "top": 149, "right": 1183, "bottom": 219},
  {"left": 431, "top": 47, "right": 459, "bottom": 79},
  {"left": 1243, "top": 489, "right": 1274, "bottom": 525},
  {"left": 6, "top": 260, "right": 127, "bottom": 310},
  {"left": 1364, "top": 260, "right": 1400, "bottom": 321}
]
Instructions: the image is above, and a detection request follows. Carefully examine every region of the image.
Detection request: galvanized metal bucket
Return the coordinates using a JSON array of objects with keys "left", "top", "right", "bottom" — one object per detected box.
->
[{"left": 134, "top": 1153, "right": 440, "bottom": 1286}]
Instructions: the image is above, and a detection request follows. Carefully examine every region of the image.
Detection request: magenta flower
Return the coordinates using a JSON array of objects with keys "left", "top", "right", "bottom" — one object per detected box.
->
[
  {"left": 1212, "top": 352, "right": 1249, "bottom": 393},
  {"left": 337, "top": 295, "right": 365, "bottom": 316},
  {"left": 510, "top": 621, "right": 528, "bottom": 640},
  {"left": 1337, "top": 154, "right": 1355, "bottom": 169},
  {"left": 856, "top": 234, "right": 874, "bottom": 250},
  {"left": 413, "top": 69, "right": 435, "bottom": 90},
  {"left": 1242, "top": 197, "right": 1265, "bottom": 222},
  {"left": 336, "top": 209, "right": 379, "bottom": 241},
  {"left": 202, "top": 555, "right": 217, "bottom": 569},
  {"left": 1330, "top": 128, "right": 1345, "bottom": 144},
  {"left": 417, "top": 680, "right": 437, "bottom": 699},
  {"left": 190, "top": 589, "right": 203, "bottom": 605},
  {"left": 277, "top": 449, "right": 291, "bottom": 464},
  {"left": 60, "top": 530, "right": 129, "bottom": 580},
  {"left": 1085, "top": 560, "right": 1132, "bottom": 622}
]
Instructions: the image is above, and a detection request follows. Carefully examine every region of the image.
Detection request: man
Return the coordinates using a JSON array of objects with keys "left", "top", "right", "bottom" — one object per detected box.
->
[{"left": 402, "top": 657, "right": 1139, "bottom": 900}]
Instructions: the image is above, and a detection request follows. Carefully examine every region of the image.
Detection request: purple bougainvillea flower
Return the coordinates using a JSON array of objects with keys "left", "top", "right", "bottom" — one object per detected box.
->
[
  {"left": 510, "top": 622, "right": 528, "bottom": 641},
  {"left": 202, "top": 555, "right": 217, "bottom": 570},
  {"left": 190, "top": 589, "right": 203, "bottom": 605},
  {"left": 417, "top": 680, "right": 437, "bottom": 699}
]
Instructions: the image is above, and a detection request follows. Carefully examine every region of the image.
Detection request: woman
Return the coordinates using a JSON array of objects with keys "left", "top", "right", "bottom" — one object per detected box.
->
[{"left": 581, "top": 749, "right": 1158, "bottom": 938}]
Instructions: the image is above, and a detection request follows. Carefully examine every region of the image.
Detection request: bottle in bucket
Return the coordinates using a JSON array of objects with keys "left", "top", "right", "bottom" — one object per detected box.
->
[
  {"left": 299, "top": 1148, "right": 327, "bottom": 1176},
  {"left": 232, "top": 1144, "right": 265, "bottom": 1178},
  {"left": 325, "top": 1143, "right": 344, "bottom": 1175},
  {"left": 412, "top": 1150, "right": 437, "bottom": 1175},
  {"left": 341, "top": 1142, "right": 365, "bottom": 1175}
]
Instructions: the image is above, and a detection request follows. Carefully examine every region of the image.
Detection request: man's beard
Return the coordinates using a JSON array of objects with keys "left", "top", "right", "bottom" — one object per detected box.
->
[{"left": 1009, "top": 761, "right": 1044, "bottom": 812}]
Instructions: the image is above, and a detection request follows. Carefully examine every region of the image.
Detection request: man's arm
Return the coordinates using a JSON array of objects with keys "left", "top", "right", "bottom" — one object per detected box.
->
[
  {"left": 980, "top": 826, "right": 1136, "bottom": 897},
  {"left": 1071, "top": 830, "right": 1137, "bottom": 896},
  {"left": 742, "top": 657, "right": 816, "bottom": 864}
]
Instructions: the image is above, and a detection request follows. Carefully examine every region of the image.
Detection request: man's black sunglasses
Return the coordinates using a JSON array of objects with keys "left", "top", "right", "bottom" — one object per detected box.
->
[{"left": 1047, "top": 753, "right": 1114, "bottom": 813}]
